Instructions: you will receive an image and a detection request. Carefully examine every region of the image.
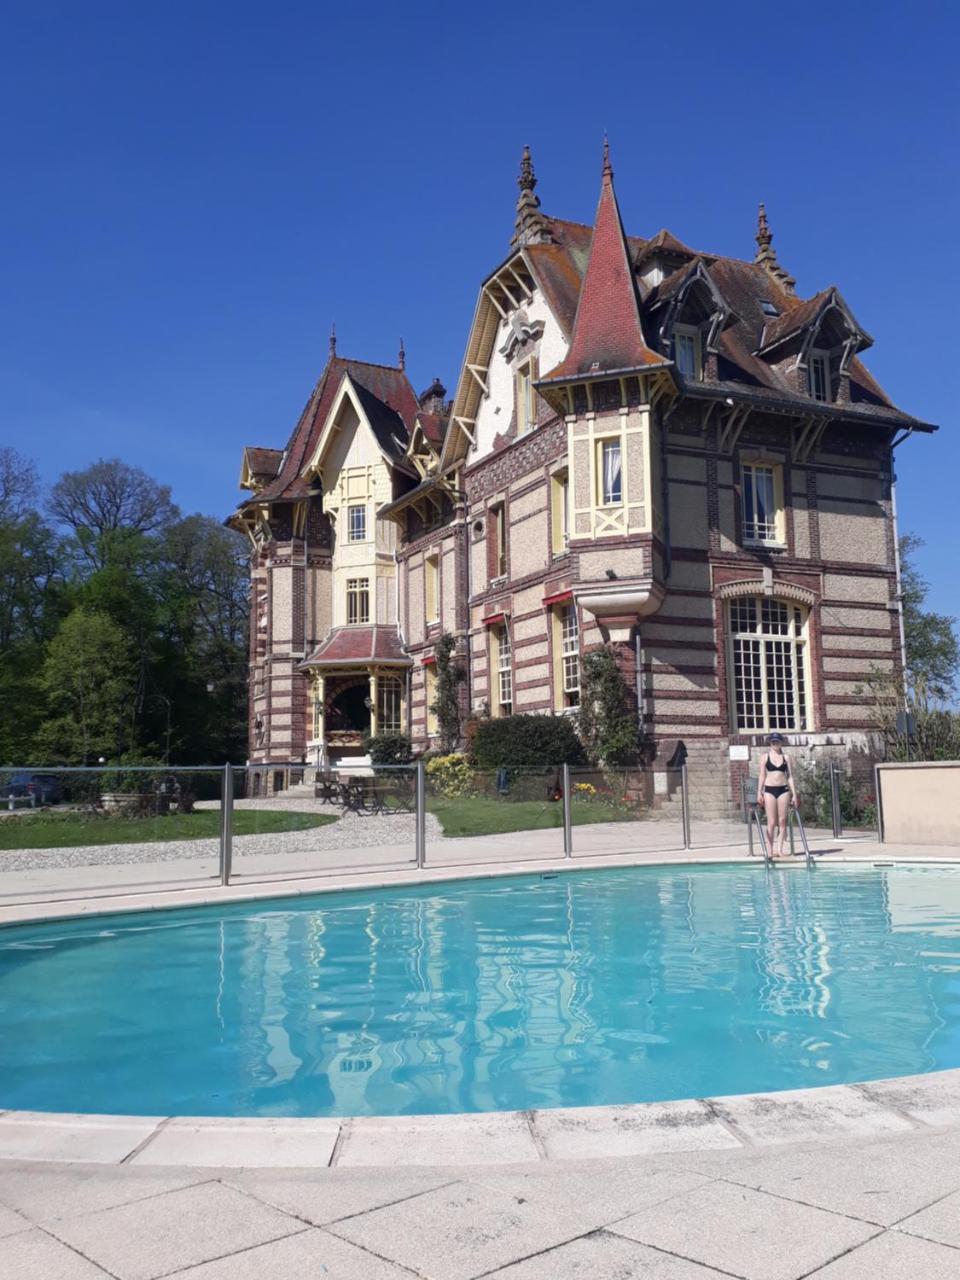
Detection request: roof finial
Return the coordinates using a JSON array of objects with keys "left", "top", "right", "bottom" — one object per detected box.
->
[
  {"left": 398, "top": 337, "right": 405, "bottom": 371},
  {"left": 602, "top": 134, "right": 612, "bottom": 181},
  {"left": 329, "top": 322, "right": 337, "bottom": 357},
  {"left": 754, "top": 201, "right": 796, "bottom": 295},
  {"left": 511, "top": 144, "right": 552, "bottom": 249}
]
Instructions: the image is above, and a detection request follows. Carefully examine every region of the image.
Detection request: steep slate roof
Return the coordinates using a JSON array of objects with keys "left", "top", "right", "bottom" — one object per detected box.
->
[
  {"left": 519, "top": 193, "right": 930, "bottom": 429},
  {"left": 540, "top": 151, "right": 668, "bottom": 382},
  {"left": 302, "top": 625, "right": 411, "bottom": 667},
  {"left": 240, "top": 356, "right": 420, "bottom": 506}
]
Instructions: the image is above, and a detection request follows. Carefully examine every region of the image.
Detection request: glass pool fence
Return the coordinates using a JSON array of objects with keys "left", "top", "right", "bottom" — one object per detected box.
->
[{"left": 0, "top": 757, "right": 863, "bottom": 904}]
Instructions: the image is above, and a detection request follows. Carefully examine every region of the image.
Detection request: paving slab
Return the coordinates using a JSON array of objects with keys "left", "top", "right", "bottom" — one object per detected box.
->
[
  {"left": 225, "top": 1165, "right": 453, "bottom": 1225},
  {"left": 807, "top": 1229, "right": 960, "bottom": 1278},
  {"left": 0, "top": 1162, "right": 209, "bottom": 1225},
  {"left": 329, "top": 1179, "right": 591, "bottom": 1280},
  {"left": 171, "top": 1226, "right": 416, "bottom": 1278},
  {"left": 0, "top": 1197, "right": 31, "bottom": 1239},
  {"left": 0, "top": 1226, "right": 115, "bottom": 1278},
  {"left": 338, "top": 1111, "right": 541, "bottom": 1166},
  {"left": 532, "top": 1099, "right": 739, "bottom": 1160},
  {"left": 857, "top": 1068, "right": 960, "bottom": 1127},
  {"left": 896, "top": 1187, "right": 960, "bottom": 1248},
  {"left": 130, "top": 1116, "right": 341, "bottom": 1167},
  {"left": 475, "top": 1162, "right": 714, "bottom": 1229},
  {"left": 654, "top": 1126, "right": 960, "bottom": 1226},
  {"left": 0, "top": 1112, "right": 164, "bottom": 1164},
  {"left": 48, "top": 1179, "right": 304, "bottom": 1280},
  {"left": 709, "top": 1084, "right": 915, "bottom": 1145},
  {"left": 484, "top": 1228, "right": 728, "bottom": 1277},
  {"left": 610, "top": 1179, "right": 880, "bottom": 1280}
]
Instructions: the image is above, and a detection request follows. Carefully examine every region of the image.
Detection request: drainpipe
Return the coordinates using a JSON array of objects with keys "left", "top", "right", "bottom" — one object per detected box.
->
[
  {"left": 889, "top": 432, "right": 913, "bottom": 701},
  {"left": 634, "top": 630, "right": 644, "bottom": 735}
]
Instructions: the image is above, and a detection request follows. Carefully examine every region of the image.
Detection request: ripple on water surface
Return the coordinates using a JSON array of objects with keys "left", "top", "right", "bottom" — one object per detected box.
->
[{"left": 2, "top": 864, "right": 960, "bottom": 1117}]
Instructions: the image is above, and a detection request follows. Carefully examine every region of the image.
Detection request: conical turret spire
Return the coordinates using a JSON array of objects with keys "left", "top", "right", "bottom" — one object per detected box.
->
[
  {"left": 754, "top": 202, "right": 796, "bottom": 296},
  {"left": 511, "top": 144, "right": 552, "bottom": 248},
  {"left": 541, "top": 140, "right": 667, "bottom": 383}
]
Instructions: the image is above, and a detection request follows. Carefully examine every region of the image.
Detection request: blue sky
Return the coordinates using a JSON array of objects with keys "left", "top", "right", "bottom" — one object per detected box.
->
[{"left": 2, "top": 1, "right": 957, "bottom": 613}]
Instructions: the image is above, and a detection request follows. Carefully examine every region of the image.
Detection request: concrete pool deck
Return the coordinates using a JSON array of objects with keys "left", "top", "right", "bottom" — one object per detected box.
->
[{"left": 4, "top": 840, "right": 960, "bottom": 1276}]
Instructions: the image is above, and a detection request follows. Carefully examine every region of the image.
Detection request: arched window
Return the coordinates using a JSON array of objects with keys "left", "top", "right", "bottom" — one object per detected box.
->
[{"left": 728, "top": 597, "right": 809, "bottom": 733}]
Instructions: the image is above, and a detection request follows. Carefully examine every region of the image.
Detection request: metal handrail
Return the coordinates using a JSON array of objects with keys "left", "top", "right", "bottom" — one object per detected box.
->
[
  {"left": 751, "top": 805, "right": 772, "bottom": 865},
  {"left": 791, "top": 806, "right": 814, "bottom": 869}
]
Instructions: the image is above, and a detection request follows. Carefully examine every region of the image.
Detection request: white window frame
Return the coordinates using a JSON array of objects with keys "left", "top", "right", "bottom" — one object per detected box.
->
[
  {"left": 497, "top": 624, "right": 512, "bottom": 714},
  {"left": 674, "top": 323, "right": 703, "bottom": 380},
  {"left": 728, "top": 596, "right": 810, "bottom": 734},
  {"left": 346, "top": 577, "right": 370, "bottom": 625},
  {"left": 515, "top": 357, "right": 538, "bottom": 435},
  {"left": 598, "top": 438, "right": 623, "bottom": 507},
  {"left": 808, "top": 349, "right": 830, "bottom": 402},
  {"left": 377, "top": 676, "right": 402, "bottom": 734},
  {"left": 559, "top": 604, "right": 580, "bottom": 705},
  {"left": 425, "top": 553, "right": 439, "bottom": 622},
  {"left": 742, "top": 460, "right": 784, "bottom": 547},
  {"left": 347, "top": 504, "right": 366, "bottom": 542}
]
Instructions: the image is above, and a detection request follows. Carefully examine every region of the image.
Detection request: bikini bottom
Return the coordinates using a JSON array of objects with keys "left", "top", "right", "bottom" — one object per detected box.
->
[{"left": 764, "top": 785, "right": 789, "bottom": 799}]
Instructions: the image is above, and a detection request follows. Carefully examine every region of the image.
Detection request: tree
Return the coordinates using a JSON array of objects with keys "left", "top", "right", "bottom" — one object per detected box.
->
[
  {"left": 38, "top": 608, "right": 136, "bottom": 764},
  {"left": 48, "top": 458, "right": 180, "bottom": 570},
  {"left": 900, "top": 533, "right": 959, "bottom": 704},
  {"left": 576, "top": 646, "right": 638, "bottom": 766},
  {"left": 0, "top": 447, "right": 40, "bottom": 520},
  {"left": 430, "top": 633, "right": 465, "bottom": 753}
]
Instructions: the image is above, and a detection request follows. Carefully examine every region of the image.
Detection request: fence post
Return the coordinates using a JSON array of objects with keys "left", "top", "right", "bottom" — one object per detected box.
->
[
  {"left": 415, "top": 760, "right": 426, "bottom": 868},
  {"left": 219, "top": 763, "right": 233, "bottom": 886},
  {"left": 562, "top": 764, "right": 572, "bottom": 857},
  {"left": 874, "top": 762, "right": 884, "bottom": 842},
  {"left": 681, "top": 763, "right": 692, "bottom": 850},
  {"left": 830, "top": 763, "right": 842, "bottom": 839}
]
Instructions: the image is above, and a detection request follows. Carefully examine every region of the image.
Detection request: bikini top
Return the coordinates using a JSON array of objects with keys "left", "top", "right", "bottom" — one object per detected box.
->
[{"left": 765, "top": 755, "right": 789, "bottom": 775}]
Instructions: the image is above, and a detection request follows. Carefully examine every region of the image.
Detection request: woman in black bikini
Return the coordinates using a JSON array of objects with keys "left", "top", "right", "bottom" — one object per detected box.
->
[{"left": 756, "top": 733, "right": 798, "bottom": 858}]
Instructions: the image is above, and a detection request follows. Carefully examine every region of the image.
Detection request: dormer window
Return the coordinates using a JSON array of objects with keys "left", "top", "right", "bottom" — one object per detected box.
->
[
  {"left": 760, "top": 300, "right": 779, "bottom": 317},
  {"left": 809, "top": 350, "right": 831, "bottom": 402},
  {"left": 674, "top": 324, "right": 702, "bottom": 380}
]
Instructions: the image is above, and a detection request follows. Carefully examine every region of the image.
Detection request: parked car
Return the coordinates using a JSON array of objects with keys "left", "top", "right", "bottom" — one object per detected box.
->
[{"left": 4, "top": 772, "right": 64, "bottom": 806}]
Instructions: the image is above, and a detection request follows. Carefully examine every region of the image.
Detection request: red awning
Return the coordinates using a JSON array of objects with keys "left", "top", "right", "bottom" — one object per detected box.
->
[
  {"left": 542, "top": 589, "right": 573, "bottom": 607},
  {"left": 482, "top": 612, "right": 507, "bottom": 628}
]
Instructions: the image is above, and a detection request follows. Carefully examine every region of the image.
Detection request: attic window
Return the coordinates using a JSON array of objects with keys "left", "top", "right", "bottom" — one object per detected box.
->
[
  {"left": 760, "top": 300, "right": 779, "bottom": 317},
  {"left": 809, "top": 351, "right": 831, "bottom": 403},
  {"left": 674, "top": 325, "right": 702, "bottom": 380}
]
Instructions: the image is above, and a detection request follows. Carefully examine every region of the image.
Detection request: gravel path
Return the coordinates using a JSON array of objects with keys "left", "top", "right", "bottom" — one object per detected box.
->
[{"left": 0, "top": 804, "right": 443, "bottom": 873}]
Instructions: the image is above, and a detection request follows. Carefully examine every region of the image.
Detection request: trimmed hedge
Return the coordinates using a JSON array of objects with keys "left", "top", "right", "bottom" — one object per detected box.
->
[{"left": 471, "top": 715, "right": 586, "bottom": 769}]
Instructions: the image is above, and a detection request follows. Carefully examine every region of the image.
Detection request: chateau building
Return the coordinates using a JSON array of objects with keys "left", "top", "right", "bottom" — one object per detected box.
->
[{"left": 230, "top": 146, "right": 934, "bottom": 803}]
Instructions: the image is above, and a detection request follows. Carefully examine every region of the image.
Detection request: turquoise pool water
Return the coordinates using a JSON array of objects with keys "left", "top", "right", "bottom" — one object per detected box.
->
[{"left": 2, "top": 864, "right": 960, "bottom": 1117}]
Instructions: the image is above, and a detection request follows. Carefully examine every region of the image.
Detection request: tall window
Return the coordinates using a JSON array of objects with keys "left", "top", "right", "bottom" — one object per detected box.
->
[
  {"left": 551, "top": 470, "right": 569, "bottom": 554},
  {"left": 312, "top": 689, "right": 323, "bottom": 738},
  {"left": 377, "top": 677, "right": 402, "bottom": 734},
  {"left": 348, "top": 504, "right": 366, "bottom": 542},
  {"left": 491, "top": 504, "right": 507, "bottom": 578},
  {"left": 742, "top": 462, "right": 782, "bottom": 545},
  {"left": 496, "top": 625, "right": 512, "bottom": 715},
  {"left": 515, "top": 358, "right": 538, "bottom": 435},
  {"left": 599, "top": 440, "right": 623, "bottom": 506},
  {"left": 729, "top": 597, "right": 809, "bottom": 733},
  {"left": 809, "top": 351, "right": 830, "bottom": 402},
  {"left": 425, "top": 663, "right": 438, "bottom": 734},
  {"left": 674, "top": 325, "right": 702, "bottom": 380},
  {"left": 425, "top": 554, "right": 439, "bottom": 622},
  {"left": 559, "top": 604, "right": 580, "bottom": 706},
  {"left": 346, "top": 578, "right": 370, "bottom": 625}
]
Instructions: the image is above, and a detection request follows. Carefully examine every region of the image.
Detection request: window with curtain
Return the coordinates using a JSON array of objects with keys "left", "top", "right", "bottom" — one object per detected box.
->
[
  {"left": 674, "top": 326, "right": 702, "bottom": 379},
  {"left": 729, "top": 597, "right": 809, "bottom": 732},
  {"left": 346, "top": 578, "right": 370, "bottom": 625},
  {"left": 599, "top": 439, "right": 623, "bottom": 506},
  {"left": 742, "top": 462, "right": 781, "bottom": 544}
]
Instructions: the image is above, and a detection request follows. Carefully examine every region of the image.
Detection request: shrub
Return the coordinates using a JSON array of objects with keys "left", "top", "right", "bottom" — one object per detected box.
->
[
  {"left": 363, "top": 734, "right": 413, "bottom": 765},
  {"left": 577, "top": 647, "right": 638, "bottom": 766},
  {"left": 470, "top": 715, "right": 586, "bottom": 769},
  {"left": 425, "top": 753, "right": 474, "bottom": 797},
  {"left": 430, "top": 633, "right": 465, "bottom": 752}
]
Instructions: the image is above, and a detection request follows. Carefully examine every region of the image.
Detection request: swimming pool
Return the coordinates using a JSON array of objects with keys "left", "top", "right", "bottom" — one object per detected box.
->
[{"left": 2, "top": 864, "right": 959, "bottom": 1118}]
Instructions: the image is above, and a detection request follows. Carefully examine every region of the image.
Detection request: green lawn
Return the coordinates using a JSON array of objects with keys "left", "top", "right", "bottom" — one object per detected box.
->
[
  {"left": 0, "top": 809, "right": 338, "bottom": 850},
  {"left": 427, "top": 794, "right": 637, "bottom": 838}
]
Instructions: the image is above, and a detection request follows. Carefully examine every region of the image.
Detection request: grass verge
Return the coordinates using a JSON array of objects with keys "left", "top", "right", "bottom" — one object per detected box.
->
[
  {"left": 427, "top": 795, "right": 637, "bottom": 838},
  {"left": 0, "top": 809, "right": 338, "bottom": 850}
]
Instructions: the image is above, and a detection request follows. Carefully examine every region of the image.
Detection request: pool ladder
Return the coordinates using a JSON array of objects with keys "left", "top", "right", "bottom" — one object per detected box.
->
[{"left": 749, "top": 805, "right": 814, "bottom": 869}]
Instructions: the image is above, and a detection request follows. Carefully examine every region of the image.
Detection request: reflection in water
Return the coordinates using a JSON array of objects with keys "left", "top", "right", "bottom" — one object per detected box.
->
[{"left": 2, "top": 866, "right": 960, "bottom": 1116}]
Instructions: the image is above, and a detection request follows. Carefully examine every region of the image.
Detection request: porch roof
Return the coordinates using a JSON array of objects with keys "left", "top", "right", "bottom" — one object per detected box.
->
[{"left": 302, "top": 625, "right": 412, "bottom": 667}]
